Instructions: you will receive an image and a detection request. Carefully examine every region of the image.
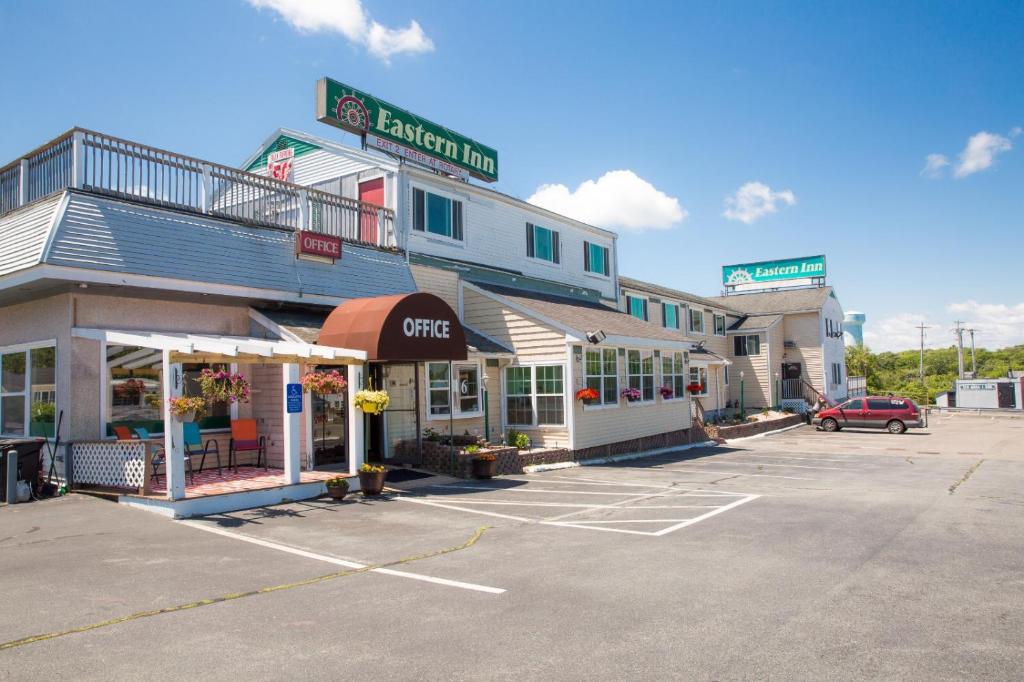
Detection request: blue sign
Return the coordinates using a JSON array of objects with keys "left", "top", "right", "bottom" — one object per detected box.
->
[{"left": 286, "top": 383, "right": 303, "bottom": 414}]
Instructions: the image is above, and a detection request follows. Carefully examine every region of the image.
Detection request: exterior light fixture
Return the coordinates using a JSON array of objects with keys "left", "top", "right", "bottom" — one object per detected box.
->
[{"left": 586, "top": 330, "right": 607, "bottom": 345}]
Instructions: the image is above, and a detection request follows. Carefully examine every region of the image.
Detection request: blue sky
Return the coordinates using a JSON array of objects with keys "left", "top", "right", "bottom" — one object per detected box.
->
[{"left": 2, "top": 1, "right": 1022, "bottom": 350}]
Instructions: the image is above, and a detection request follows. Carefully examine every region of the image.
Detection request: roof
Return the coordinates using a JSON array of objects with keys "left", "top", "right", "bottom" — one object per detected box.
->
[
  {"left": 469, "top": 282, "right": 693, "bottom": 347},
  {"left": 727, "top": 314, "right": 782, "bottom": 332},
  {"left": 619, "top": 276, "right": 740, "bottom": 314},
  {"left": 690, "top": 347, "right": 731, "bottom": 364},
  {"left": 254, "top": 306, "right": 513, "bottom": 356},
  {"left": 708, "top": 287, "right": 835, "bottom": 315}
]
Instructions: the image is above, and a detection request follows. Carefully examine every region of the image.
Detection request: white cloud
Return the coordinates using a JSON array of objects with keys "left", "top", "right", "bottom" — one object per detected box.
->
[
  {"left": 953, "top": 131, "right": 1012, "bottom": 178},
  {"left": 920, "top": 153, "right": 949, "bottom": 178},
  {"left": 722, "top": 181, "right": 796, "bottom": 224},
  {"left": 247, "top": 0, "right": 434, "bottom": 62},
  {"left": 863, "top": 313, "right": 945, "bottom": 353},
  {"left": 945, "top": 300, "right": 1024, "bottom": 350},
  {"left": 526, "top": 170, "right": 687, "bottom": 232}
]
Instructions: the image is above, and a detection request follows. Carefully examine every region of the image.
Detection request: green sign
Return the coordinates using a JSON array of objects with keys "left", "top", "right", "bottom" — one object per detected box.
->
[
  {"left": 316, "top": 77, "right": 499, "bottom": 183},
  {"left": 722, "top": 255, "right": 826, "bottom": 286}
]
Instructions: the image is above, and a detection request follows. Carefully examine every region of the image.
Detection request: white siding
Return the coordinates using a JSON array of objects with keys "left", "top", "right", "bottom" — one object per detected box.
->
[
  {"left": 821, "top": 293, "right": 847, "bottom": 401},
  {"left": 0, "top": 193, "right": 61, "bottom": 276},
  {"left": 782, "top": 312, "right": 823, "bottom": 394}
]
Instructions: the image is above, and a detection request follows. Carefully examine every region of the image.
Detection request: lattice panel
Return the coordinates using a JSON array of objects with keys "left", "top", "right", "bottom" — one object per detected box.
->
[{"left": 71, "top": 441, "right": 146, "bottom": 489}]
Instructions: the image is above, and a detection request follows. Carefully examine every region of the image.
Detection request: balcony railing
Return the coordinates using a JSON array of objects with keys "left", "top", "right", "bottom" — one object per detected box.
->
[{"left": 0, "top": 128, "right": 396, "bottom": 249}]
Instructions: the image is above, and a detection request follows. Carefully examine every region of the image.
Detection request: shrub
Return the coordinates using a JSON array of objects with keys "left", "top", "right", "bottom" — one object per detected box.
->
[
  {"left": 324, "top": 476, "right": 349, "bottom": 489},
  {"left": 507, "top": 430, "right": 530, "bottom": 450},
  {"left": 464, "top": 444, "right": 480, "bottom": 455}
]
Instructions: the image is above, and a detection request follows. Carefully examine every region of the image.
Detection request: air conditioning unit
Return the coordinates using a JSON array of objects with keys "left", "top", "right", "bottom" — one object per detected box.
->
[{"left": 784, "top": 340, "right": 797, "bottom": 348}]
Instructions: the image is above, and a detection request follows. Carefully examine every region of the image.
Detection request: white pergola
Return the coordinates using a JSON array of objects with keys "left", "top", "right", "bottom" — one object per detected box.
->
[{"left": 72, "top": 328, "right": 368, "bottom": 500}]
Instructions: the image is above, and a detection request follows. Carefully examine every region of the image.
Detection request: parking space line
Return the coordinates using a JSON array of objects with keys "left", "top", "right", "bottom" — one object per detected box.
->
[
  {"left": 728, "top": 453, "right": 849, "bottom": 463},
  {"left": 429, "top": 484, "right": 720, "bottom": 497},
  {"left": 652, "top": 495, "right": 760, "bottom": 536},
  {"left": 541, "top": 474, "right": 752, "bottom": 496},
  {"left": 540, "top": 522, "right": 658, "bottom": 536},
  {"left": 659, "top": 467, "right": 815, "bottom": 480},
  {"left": 398, "top": 496, "right": 533, "bottom": 522},
  {"left": 702, "top": 460, "right": 842, "bottom": 470}
]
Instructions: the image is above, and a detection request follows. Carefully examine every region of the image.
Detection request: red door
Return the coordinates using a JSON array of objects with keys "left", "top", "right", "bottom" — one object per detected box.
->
[{"left": 358, "top": 178, "right": 384, "bottom": 244}]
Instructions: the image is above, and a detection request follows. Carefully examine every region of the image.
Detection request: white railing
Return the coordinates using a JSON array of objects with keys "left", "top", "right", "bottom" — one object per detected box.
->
[
  {"left": 69, "top": 440, "right": 146, "bottom": 491},
  {"left": 848, "top": 376, "right": 867, "bottom": 398},
  {"left": 0, "top": 128, "right": 396, "bottom": 249}
]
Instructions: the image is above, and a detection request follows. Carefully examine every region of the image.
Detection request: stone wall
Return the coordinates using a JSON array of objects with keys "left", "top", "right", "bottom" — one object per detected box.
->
[{"left": 705, "top": 414, "right": 804, "bottom": 441}]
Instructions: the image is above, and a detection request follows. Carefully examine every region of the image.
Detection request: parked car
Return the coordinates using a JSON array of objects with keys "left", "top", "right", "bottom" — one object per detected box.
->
[{"left": 813, "top": 396, "right": 923, "bottom": 434}]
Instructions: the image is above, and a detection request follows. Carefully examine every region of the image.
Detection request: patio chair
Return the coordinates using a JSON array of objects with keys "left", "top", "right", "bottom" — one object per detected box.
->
[
  {"left": 184, "top": 422, "right": 221, "bottom": 476},
  {"left": 228, "top": 419, "right": 267, "bottom": 472},
  {"left": 134, "top": 427, "right": 195, "bottom": 485},
  {"left": 113, "top": 425, "right": 135, "bottom": 441}
]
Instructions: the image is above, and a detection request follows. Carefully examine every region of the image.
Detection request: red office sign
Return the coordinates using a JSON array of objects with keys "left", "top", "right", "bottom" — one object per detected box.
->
[{"left": 296, "top": 231, "right": 342, "bottom": 261}]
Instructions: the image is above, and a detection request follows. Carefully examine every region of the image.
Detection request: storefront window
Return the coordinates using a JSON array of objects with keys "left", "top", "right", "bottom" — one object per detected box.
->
[
  {"left": 627, "top": 350, "right": 655, "bottom": 402},
  {"left": 585, "top": 348, "right": 618, "bottom": 405},
  {"left": 661, "top": 351, "right": 686, "bottom": 400},
  {"left": 1, "top": 344, "right": 56, "bottom": 437}
]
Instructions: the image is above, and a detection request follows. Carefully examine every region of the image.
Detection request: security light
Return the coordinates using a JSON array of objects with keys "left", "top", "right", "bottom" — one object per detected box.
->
[{"left": 586, "top": 330, "right": 607, "bottom": 345}]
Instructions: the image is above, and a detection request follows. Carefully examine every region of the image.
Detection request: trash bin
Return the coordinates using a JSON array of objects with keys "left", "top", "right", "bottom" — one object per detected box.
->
[{"left": 1, "top": 438, "right": 45, "bottom": 502}]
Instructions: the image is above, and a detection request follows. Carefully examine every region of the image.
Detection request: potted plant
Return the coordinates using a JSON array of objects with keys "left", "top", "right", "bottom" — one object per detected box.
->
[
  {"left": 686, "top": 382, "right": 704, "bottom": 395},
  {"left": 658, "top": 386, "right": 675, "bottom": 400},
  {"left": 198, "top": 368, "right": 252, "bottom": 404},
  {"left": 574, "top": 387, "right": 600, "bottom": 405},
  {"left": 621, "top": 387, "right": 642, "bottom": 403},
  {"left": 358, "top": 463, "right": 387, "bottom": 496},
  {"left": 353, "top": 387, "right": 390, "bottom": 415},
  {"left": 324, "top": 476, "right": 350, "bottom": 500},
  {"left": 168, "top": 396, "right": 207, "bottom": 422},
  {"left": 301, "top": 369, "right": 347, "bottom": 395},
  {"left": 471, "top": 452, "right": 497, "bottom": 479}
]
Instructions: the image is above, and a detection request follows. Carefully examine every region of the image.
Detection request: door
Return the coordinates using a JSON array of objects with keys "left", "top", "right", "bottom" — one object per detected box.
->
[
  {"left": 997, "top": 383, "right": 1016, "bottom": 408},
  {"left": 358, "top": 178, "right": 384, "bottom": 244},
  {"left": 311, "top": 366, "right": 347, "bottom": 468},
  {"left": 782, "top": 363, "right": 802, "bottom": 399},
  {"left": 837, "top": 398, "right": 865, "bottom": 428},
  {"left": 381, "top": 363, "right": 419, "bottom": 463}
]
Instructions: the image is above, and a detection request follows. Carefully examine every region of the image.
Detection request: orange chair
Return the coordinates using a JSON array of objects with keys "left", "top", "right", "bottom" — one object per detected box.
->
[
  {"left": 228, "top": 419, "right": 266, "bottom": 472},
  {"left": 113, "top": 425, "right": 135, "bottom": 440}
]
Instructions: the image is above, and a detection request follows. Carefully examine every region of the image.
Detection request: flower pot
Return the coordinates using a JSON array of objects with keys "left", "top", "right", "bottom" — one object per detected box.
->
[
  {"left": 174, "top": 411, "right": 196, "bottom": 423},
  {"left": 326, "top": 483, "right": 349, "bottom": 501},
  {"left": 471, "top": 457, "right": 497, "bottom": 480},
  {"left": 358, "top": 469, "right": 387, "bottom": 496},
  {"left": 361, "top": 404, "right": 381, "bottom": 415}
]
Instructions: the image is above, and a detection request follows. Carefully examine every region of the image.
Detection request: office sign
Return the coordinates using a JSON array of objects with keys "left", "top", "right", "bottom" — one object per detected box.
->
[
  {"left": 316, "top": 77, "right": 499, "bottom": 183},
  {"left": 722, "top": 255, "right": 826, "bottom": 286},
  {"left": 296, "top": 230, "right": 342, "bottom": 261}
]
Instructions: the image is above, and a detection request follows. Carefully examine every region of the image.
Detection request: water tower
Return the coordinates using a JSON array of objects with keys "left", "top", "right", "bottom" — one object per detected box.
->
[{"left": 844, "top": 311, "right": 866, "bottom": 346}]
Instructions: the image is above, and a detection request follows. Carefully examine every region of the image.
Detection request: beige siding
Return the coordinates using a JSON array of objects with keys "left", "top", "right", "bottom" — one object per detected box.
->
[
  {"left": 728, "top": 330, "right": 771, "bottom": 408},
  {"left": 462, "top": 288, "right": 567, "bottom": 363},
  {"left": 782, "top": 312, "right": 823, "bottom": 394},
  {"left": 410, "top": 263, "right": 460, "bottom": 311},
  {"left": 767, "top": 318, "right": 785, "bottom": 404}
]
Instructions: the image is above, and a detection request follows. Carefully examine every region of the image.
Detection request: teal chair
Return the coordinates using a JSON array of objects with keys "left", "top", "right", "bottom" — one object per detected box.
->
[{"left": 183, "top": 422, "right": 221, "bottom": 476}]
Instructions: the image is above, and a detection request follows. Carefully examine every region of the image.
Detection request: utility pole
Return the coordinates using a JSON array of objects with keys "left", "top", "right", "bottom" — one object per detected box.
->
[
  {"left": 954, "top": 321, "right": 965, "bottom": 380},
  {"left": 967, "top": 328, "right": 978, "bottom": 376},
  {"left": 916, "top": 322, "right": 930, "bottom": 401}
]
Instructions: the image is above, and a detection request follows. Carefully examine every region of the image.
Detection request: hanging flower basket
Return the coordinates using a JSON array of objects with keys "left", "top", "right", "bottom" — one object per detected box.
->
[
  {"left": 659, "top": 386, "right": 675, "bottom": 400},
  {"left": 354, "top": 389, "right": 390, "bottom": 415},
  {"left": 621, "top": 387, "right": 642, "bottom": 402},
  {"left": 301, "top": 370, "right": 347, "bottom": 396},
  {"left": 574, "top": 387, "right": 599, "bottom": 403},
  {"left": 113, "top": 378, "right": 146, "bottom": 399},
  {"left": 198, "top": 368, "right": 252, "bottom": 404},
  {"left": 168, "top": 396, "right": 207, "bottom": 422},
  {"left": 686, "top": 383, "right": 704, "bottom": 394}
]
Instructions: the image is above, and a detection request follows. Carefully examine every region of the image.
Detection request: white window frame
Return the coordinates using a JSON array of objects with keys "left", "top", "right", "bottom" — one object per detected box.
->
[
  {"left": 584, "top": 347, "right": 619, "bottom": 409},
  {"left": 713, "top": 314, "right": 727, "bottom": 336},
  {"left": 0, "top": 339, "right": 57, "bottom": 439},
  {"left": 689, "top": 365, "right": 709, "bottom": 397},
  {"left": 412, "top": 186, "right": 465, "bottom": 245},
  {"left": 503, "top": 363, "right": 567, "bottom": 427},
  {"left": 733, "top": 334, "right": 761, "bottom": 357},
  {"left": 526, "top": 223, "right": 560, "bottom": 266},
  {"left": 425, "top": 361, "right": 484, "bottom": 420},
  {"left": 625, "top": 349, "right": 656, "bottom": 405},
  {"left": 688, "top": 308, "right": 705, "bottom": 335},
  {"left": 660, "top": 350, "right": 687, "bottom": 402},
  {"left": 583, "top": 241, "right": 611, "bottom": 279}
]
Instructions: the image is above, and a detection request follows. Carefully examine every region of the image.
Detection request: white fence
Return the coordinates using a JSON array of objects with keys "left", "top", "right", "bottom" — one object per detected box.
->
[{"left": 69, "top": 440, "right": 146, "bottom": 491}]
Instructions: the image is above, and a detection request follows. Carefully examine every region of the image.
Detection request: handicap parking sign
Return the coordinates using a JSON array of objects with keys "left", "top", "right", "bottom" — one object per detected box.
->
[{"left": 286, "top": 383, "right": 303, "bottom": 413}]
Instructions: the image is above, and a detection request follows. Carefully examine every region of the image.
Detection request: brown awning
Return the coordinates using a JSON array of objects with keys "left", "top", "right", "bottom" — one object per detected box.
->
[{"left": 318, "top": 292, "right": 467, "bottom": 362}]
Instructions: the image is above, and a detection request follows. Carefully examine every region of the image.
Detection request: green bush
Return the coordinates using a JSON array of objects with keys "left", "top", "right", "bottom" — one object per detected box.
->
[
  {"left": 464, "top": 444, "right": 480, "bottom": 455},
  {"left": 507, "top": 430, "right": 530, "bottom": 450}
]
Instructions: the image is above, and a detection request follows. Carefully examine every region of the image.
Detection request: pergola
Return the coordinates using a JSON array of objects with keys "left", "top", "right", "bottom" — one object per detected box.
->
[{"left": 72, "top": 328, "right": 368, "bottom": 500}]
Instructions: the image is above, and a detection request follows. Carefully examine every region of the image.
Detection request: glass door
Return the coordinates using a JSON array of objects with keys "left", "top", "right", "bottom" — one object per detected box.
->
[{"left": 312, "top": 375, "right": 347, "bottom": 468}]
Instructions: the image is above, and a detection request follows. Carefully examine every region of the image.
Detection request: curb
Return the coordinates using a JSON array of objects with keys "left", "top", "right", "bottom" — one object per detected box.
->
[
  {"left": 721, "top": 422, "right": 808, "bottom": 443},
  {"left": 523, "top": 439, "right": 718, "bottom": 474}
]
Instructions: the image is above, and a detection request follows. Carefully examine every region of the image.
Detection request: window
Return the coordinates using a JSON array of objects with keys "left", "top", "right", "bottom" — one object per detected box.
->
[
  {"left": 105, "top": 345, "right": 229, "bottom": 435},
  {"left": 733, "top": 334, "right": 761, "bottom": 356},
  {"left": 663, "top": 303, "right": 680, "bottom": 330},
  {"left": 688, "top": 308, "right": 705, "bottom": 334},
  {"left": 831, "top": 362, "right": 843, "bottom": 386},
  {"left": 842, "top": 399, "right": 863, "bottom": 410},
  {"left": 504, "top": 365, "right": 565, "bottom": 426},
  {"left": 867, "top": 398, "right": 899, "bottom": 410},
  {"left": 1, "top": 343, "right": 57, "bottom": 437},
  {"left": 627, "top": 296, "right": 648, "bottom": 321},
  {"left": 714, "top": 314, "right": 726, "bottom": 336},
  {"left": 427, "top": 362, "right": 482, "bottom": 417},
  {"left": 689, "top": 366, "right": 708, "bottom": 396},
  {"left": 627, "top": 350, "right": 655, "bottom": 402},
  {"left": 585, "top": 348, "right": 618, "bottom": 405},
  {"left": 526, "top": 223, "right": 560, "bottom": 263},
  {"left": 584, "top": 241, "right": 611, "bottom": 276},
  {"left": 413, "top": 188, "right": 464, "bottom": 240},
  {"left": 661, "top": 351, "right": 686, "bottom": 399}
]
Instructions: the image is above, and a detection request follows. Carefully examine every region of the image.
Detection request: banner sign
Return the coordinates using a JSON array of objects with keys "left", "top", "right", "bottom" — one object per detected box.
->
[
  {"left": 296, "top": 230, "right": 342, "bottom": 261},
  {"left": 316, "top": 77, "right": 498, "bottom": 183},
  {"left": 722, "top": 255, "right": 826, "bottom": 286},
  {"left": 267, "top": 148, "right": 294, "bottom": 182}
]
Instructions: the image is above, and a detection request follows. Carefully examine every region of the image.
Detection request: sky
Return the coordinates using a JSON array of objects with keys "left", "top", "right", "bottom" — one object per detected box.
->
[{"left": 2, "top": 0, "right": 1022, "bottom": 352}]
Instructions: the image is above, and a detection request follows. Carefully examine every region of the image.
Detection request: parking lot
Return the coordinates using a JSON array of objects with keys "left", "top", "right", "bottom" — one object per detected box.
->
[{"left": 2, "top": 413, "right": 1023, "bottom": 680}]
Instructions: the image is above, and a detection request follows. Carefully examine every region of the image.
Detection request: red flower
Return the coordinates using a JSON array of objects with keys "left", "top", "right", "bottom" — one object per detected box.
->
[{"left": 575, "top": 387, "right": 600, "bottom": 402}]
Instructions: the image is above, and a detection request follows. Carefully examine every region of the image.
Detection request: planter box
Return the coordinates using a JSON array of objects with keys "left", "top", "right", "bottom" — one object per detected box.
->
[{"left": 708, "top": 414, "right": 804, "bottom": 440}]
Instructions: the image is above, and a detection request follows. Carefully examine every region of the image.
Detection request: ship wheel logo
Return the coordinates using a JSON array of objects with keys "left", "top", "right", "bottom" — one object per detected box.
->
[
  {"left": 726, "top": 268, "right": 754, "bottom": 285},
  {"left": 335, "top": 95, "right": 370, "bottom": 132}
]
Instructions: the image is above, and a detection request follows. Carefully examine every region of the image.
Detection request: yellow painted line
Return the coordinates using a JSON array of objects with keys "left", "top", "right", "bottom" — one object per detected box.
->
[{"left": 0, "top": 526, "right": 491, "bottom": 652}]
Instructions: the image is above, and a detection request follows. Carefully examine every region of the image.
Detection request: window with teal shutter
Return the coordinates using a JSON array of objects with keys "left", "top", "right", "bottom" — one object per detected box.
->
[
  {"left": 527, "top": 223, "right": 559, "bottom": 263},
  {"left": 413, "top": 189, "right": 463, "bottom": 240},
  {"left": 584, "top": 241, "right": 610, "bottom": 276},
  {"left": 627, "top": 296, "right": 648, "bottom": 321},
  {"left": 663, "top": 303, "right": 679, "bottom": 329}
]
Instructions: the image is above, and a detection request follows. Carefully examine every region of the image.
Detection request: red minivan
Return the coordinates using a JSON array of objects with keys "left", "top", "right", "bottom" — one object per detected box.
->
[{"left": 813, "top": 396, "right": 923, "bottom": 434}]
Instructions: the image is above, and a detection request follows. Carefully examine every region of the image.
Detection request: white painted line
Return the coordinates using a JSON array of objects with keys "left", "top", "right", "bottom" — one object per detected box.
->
[
  {"left": 564, "top": 519, "right": 695, "bottom": 524},
  {"left": 540, "top": 521, "right": 658, "bottom": 536},
  {"left": 430, "top": 485, "right": 691, "bottom": 497},
  {"left": 659, "top": 468, "right": 815, "bottom": 480},
  {"left": 397, "top": 496, "right": 533, "bottom": 522},
  {"left": 652, "top": 495, "right": 760, "bottom": 536},
  {"left": 730, "top": 453, "right": 849, "bottom": 463},
  {"left": 695, "top": 460, "right": 842, "bottom": 471},
  {"left": 541, "top": 474, "right": 751, "bottom": 497},
  {"left": 179, "top": 520, "right": 506, "bottom": 595}
]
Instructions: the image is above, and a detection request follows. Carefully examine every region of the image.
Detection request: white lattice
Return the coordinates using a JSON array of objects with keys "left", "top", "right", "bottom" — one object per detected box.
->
[{"left": 72, "top": 441, "right": 146, "bottom": 489}]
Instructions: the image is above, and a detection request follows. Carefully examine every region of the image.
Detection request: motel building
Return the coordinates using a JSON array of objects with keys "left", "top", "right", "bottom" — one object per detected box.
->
[{"left": 0, "top": 80, "right": 712, "bottom": 518}]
